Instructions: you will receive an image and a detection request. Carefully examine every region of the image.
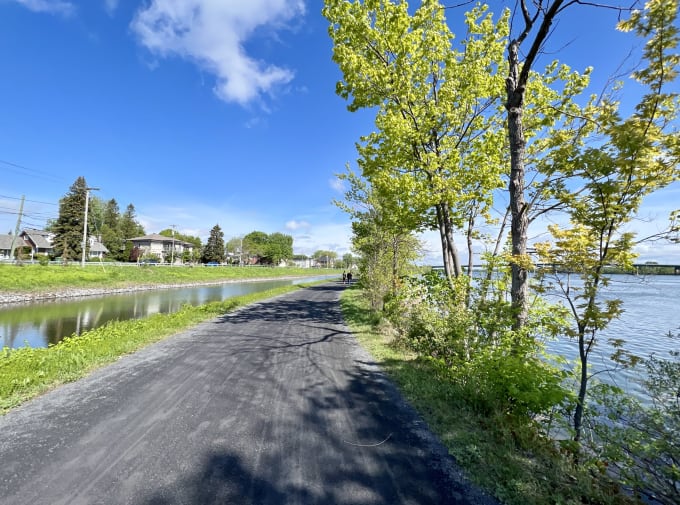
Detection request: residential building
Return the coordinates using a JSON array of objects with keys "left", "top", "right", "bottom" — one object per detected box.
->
[
  {"left": 128, "top": 233, "right": 195, "bottom": 263},
  {"left": 17, "top": 229, "right": 108, "bottom": 260},
  {"left": 20, "top": 229, "right": 54, "bottom": 257},
  {"left": 0, "top": 234, "right": 29, "bottom": 260}
]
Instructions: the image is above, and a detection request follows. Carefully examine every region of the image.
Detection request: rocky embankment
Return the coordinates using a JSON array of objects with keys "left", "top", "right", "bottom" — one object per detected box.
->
[
  {"left": 0, "top": 277, "right": 313, "bottom": 306},
  {"left": 0, "top": 285, "right": 164, "bottom": 305}
]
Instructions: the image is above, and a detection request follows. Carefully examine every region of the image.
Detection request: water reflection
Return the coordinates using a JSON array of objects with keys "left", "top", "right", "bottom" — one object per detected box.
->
[{"left": 0, "top": 277, "right": 334, "bottom": 349}]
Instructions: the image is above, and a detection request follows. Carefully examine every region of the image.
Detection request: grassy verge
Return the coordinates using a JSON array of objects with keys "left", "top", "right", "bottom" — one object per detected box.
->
[
  {"left": 0, "top": 263, "right": 341, "bottom": 293},
  {"left": 0, "top": 283, "right": 312, "bottom": 413},
  {"left": 340, "top": 286, "right": 632, "bottom": 505}
]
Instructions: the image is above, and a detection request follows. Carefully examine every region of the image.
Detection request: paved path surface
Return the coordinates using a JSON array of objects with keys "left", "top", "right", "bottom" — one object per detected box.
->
[{"left": 0, "top": 283, "right": 497, "bottom": 505}]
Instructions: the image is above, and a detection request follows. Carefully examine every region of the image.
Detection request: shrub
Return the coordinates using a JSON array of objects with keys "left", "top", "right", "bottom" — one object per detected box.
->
[{"left": 35, "top": 254, "right": 49, "bottom": 266}]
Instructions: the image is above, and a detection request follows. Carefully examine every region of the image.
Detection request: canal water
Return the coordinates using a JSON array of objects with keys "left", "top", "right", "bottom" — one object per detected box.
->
[{"left": 0, "top": 275, "right": 337, "bottom": 349}]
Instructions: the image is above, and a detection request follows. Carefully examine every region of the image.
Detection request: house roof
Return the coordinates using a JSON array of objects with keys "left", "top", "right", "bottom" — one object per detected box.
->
[
  {"left": 89, "top": 240, "right": 109, "bottom": 253},
  {"left": 0, "top": 234, "right": 18, "bottom": 251},
  {"left": 128, "top": 233, "right": 194, "bottom": 248},
  {"left": 20, "top": 229, "right": 53, "bottom": 249}
]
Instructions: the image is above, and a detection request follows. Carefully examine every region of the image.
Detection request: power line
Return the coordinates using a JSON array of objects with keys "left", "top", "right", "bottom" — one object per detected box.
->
[
  {"left": 0, "top": 194, "right": 58, "bottom": 206},
  {"left": 0, "top": 159, "right": 66, "bottom": 183}
]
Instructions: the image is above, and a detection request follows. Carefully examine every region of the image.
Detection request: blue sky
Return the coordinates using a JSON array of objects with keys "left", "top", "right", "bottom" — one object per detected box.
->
[{"left": 0, "top": 0, "right": 677, "bottom": 263}]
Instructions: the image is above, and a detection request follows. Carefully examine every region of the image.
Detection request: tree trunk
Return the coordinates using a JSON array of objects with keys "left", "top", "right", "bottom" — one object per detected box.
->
[
  {"left": 573, "top": 324, "right": 589, "bottom": 445},
  {"left": 506, "top": 39, "right": 529, "bottom": 330},
  {"left": 436, "top": 203, "right": 461, "bottom": 289},
  {"left": 503, "top": 0, "right": 566, "bottom": 330}
]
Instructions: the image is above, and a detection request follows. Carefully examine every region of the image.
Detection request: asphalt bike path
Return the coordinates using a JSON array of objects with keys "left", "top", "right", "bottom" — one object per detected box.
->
[{"left": 0, "top": 283, "right": 498, "bottom": 505}]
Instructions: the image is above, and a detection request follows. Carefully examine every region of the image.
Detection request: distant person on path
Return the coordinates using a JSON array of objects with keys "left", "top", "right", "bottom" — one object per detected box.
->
[
  {"left": 347, "top": 272, "right": 353, "bottom": 284},
  {"left": 342, "top": 271, "right": 347, "bottom": 284}
]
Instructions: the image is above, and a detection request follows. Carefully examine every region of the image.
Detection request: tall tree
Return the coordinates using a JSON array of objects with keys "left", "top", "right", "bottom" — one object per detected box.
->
[
  {"left": 100, "top": 198, "right": 123, "bottom": 260},
  {"left": 265, "top": 232, "right": 293, "bottom": 265},
  {"left": 51, "top": 176, "right": 90, "bottom": 261},
  {"left": 324, "top": 0, "right": 509, "bottom": 287},
  {"left": 312, "top": 250, "right": 338, "bottom": 267},
  {"left": 201, "top": 224, "right": 225, "bottom": 264},
  {"left": 242, "top": 231, "right": 269, "bottom": 262},
  {"left": 336, "top": 169, "right": 421, "bottom": 309},
  {"left": 119, "top": 204, "right": 145, "bottom": 261}
]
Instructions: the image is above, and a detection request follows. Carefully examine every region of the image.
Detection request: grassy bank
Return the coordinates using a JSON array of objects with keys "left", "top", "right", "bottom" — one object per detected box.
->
[
  {"left": 340, "top": 286, "right": 632, "bottom": 505},
  {"left": 0, "top": 263, "right": 340, "bottom": 293},
  {"left": 0, "top": 283, "right": 308, "bottom": 413}
]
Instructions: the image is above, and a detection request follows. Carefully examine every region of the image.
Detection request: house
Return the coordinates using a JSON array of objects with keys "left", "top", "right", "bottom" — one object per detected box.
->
[
  {"left": 88, "top": 236, "right": 109, "bottom": 259},
  {"left": 128, "top": 233, "right": 195, "bottom": 263},
  {"left": 0, "top": 234, "right": 30, "bottom": 260},
  {"left": 17, "top": 229, "right": 108, "bottom": 260},
  {"left": 291, "top": 256, "right": 314, "bottom": 268},
  {"left": 20, "top": 229, "right": 54, "bottom": 257}
]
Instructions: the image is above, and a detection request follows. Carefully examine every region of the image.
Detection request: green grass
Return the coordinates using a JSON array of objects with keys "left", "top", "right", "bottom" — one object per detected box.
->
[
  {"left": 0, "top": 283, "right": 313, "bottom": 413},
  {"left": 0, "top": 263, "right": 340, "bottom": 293},
  {"left": 340, "top": 286, "right": 636, "bottom": 505}
]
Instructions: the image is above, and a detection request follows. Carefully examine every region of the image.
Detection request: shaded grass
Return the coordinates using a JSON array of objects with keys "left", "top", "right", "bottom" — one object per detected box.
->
[
  {"left": 0, "top": 263, "right": 340, "bottom": 293},
  {"left": 0, "top": 283, "right": 312, "bottom": 413},
  {"left": 340, "top": 286, "right": 636, "bottom": 505}
]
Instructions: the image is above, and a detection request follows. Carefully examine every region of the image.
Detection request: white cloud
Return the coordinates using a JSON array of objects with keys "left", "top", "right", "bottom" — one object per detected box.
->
[
  {"left": 13, "top": 0, "right": 74, "bottom": 16},
  {"left": 291, "top": 222, "right": 352, "bottom": 256},
  {"left": 131, "top": 0, "right": 305, "bottom": 106},
  {"left": 104, "top": 0, "right": 118, "bottom": 15},
  {"left": 329, "top": 177, "right": 345, "bottom": 193},
  {"left": 285, "top": 219, "right": 309, "bottom": 231}
]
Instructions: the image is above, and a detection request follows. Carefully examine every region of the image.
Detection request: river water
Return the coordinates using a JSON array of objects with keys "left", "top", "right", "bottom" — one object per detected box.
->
[
  {"left": 0, "top": 275, "right": 336, "bottom": 349},
  {"left": 542, "top": 274, "right": 680, "bottom": 399}
]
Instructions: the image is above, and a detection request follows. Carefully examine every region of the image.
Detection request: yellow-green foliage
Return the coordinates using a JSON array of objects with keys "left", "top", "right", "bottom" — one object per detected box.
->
[{"left": 0, "top": 285, "right": 303, "bottom": 413}]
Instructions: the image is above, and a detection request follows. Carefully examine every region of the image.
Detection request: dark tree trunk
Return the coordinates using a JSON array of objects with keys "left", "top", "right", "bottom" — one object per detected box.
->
[{"left": 506, "top": 39, "right": 530, "bottom": 330}]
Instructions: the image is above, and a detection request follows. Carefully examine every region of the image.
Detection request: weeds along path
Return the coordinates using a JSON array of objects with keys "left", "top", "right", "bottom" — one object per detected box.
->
[{"left": 0, "top": 282, "right": 496, "bottom": 505}]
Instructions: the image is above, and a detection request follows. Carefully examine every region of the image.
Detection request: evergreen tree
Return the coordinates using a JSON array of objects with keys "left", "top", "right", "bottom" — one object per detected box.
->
[
  {"left": 52, "top": 176, "right": 90, "bottom": 260},
  {"left": 119, "top": 204, "right": 145, "bottom": 261},
  {"left": 100, "top": 198, "right": 123, "bottom": 260},
  {"left": 201, "top": 224, "right": 225, "bottom": 264}
]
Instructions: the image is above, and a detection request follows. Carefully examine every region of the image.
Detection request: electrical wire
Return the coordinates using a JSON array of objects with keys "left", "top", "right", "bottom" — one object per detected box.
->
[{"left": 0, "top": 159, "right": 65, "bottom": 183}]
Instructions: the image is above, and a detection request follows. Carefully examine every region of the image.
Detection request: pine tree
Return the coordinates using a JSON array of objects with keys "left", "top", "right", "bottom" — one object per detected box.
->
[
  {"left": 100, "top": 198, "right": 123, "bottom": 260},
  {"left": 201, "top": 224, "right": 225, "bottom": 264},
  {"left": 119, "top": 204, "right": 145, "bottom": 261},
  {"left": 52, "top": 176, "right": 89, "bottom": 260}
]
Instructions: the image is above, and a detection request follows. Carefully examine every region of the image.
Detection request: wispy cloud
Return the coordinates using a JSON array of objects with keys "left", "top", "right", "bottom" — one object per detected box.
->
[
  {"left": 13, "top": 0, "right": 75, "bottom": 16},
  {"left": 131, "top": 0, "right": 305, "bottom": 107},
  {"left": 329, "top": 177, "right": 345, "bottom": 193},
  {"left": 285, "top": 220, "right": 310, "bottom": 231},
  {"left": 104, "top": 0, "right": 118, "bottom": 15}
]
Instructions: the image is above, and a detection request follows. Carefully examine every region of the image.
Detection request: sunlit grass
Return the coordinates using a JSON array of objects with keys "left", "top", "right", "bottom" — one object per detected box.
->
[{"left": 0, "top": 263, "right": 340, "bottom": 292}]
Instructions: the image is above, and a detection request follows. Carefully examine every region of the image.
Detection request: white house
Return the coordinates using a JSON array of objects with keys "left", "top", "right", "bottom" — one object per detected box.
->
[{"left": 128, "top": 233, "right": 195, "bottom": 263}]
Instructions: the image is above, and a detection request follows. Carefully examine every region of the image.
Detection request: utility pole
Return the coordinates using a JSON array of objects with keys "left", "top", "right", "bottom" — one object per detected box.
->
[
  {"left": 170, "top": 224, "right": 176, "bottom": 265},
  {"left": 81, "top": 187, "right": 99, "bottom": 267},
  {"left": 9, "top": 195, "right": 25, "bottom": 261}
]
